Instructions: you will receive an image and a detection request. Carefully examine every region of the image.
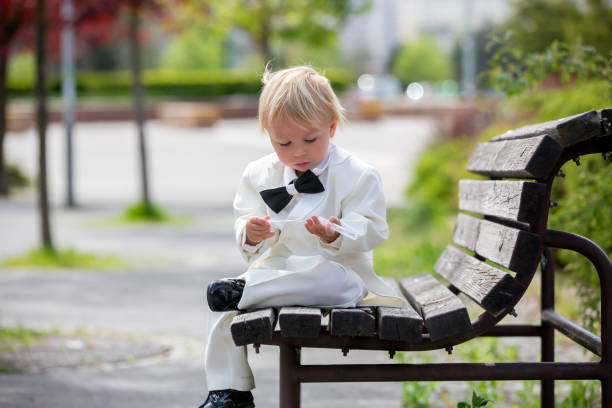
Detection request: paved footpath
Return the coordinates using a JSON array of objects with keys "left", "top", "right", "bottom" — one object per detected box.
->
[{"left": 0, "top": 117, "right": 435, "bottom": 408}]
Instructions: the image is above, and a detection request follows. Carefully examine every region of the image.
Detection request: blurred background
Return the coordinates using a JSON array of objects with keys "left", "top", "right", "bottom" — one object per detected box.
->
[{"left": 0, "top": 0, "right": 611, "bottom": 407}]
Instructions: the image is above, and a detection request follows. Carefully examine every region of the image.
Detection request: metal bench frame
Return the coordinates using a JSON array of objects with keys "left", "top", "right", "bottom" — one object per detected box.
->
[{"left": 237, "top": 112, "right": 612, "bottom": 408}]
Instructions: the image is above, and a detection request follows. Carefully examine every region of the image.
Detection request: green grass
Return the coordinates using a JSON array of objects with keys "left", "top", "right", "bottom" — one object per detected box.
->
[
  {"left": 0, "top": 326, "right": 47, "bottom": 349},
  {"left": 118, "top": 202, "right": 187, "bottom": 224},
  {"left": 2, "top": 247, "right": 125, "bottom": 270},
  {"left": 0, "top": 326, "right": 52, "bottom": 372}
]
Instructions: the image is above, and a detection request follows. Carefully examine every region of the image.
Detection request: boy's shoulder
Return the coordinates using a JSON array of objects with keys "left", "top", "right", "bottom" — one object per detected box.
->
[
  {"left": 245, "top": 151, "right": 281, "bottom": 172},
  {"left": 333, "top": 145, "right": 378, "bottom": 176}
]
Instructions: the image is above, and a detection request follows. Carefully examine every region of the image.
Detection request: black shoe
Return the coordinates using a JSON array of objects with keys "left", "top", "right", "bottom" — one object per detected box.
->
[
  {"left": 206, "top": 279, "right": 246, "bottom": 312},
  {"left": 198, "top": 389, "right": 254, "bottom": 408}
]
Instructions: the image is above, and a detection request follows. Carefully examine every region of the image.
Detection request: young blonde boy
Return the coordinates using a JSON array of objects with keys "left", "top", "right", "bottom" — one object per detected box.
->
[{"left": 200, "top": 66, "right": 405, "bottom": 408}]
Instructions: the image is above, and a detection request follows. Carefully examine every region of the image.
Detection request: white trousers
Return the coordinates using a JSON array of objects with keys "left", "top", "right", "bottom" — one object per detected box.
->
[{"left": 205, "top": 255, "right": 367, "bottom": 391}]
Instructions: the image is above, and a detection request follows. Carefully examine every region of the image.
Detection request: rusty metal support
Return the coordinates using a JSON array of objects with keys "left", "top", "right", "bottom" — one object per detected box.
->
[
  {"left": 546, "top": 229, "right": 612, "bottom": 407},
  {"left": 541, "top": 248, "right": 555, "bottom": 408},
  {"left": 280, "top": 343, "right": 300, "bottom": 408},
  {"left": 480, "top": 324, "right": 542, "bottom": 337},
  {"left": 292, "top": 362, "right": 603, "bottom": 383},
  {"left": 542, "top": 310, "right": 601, "bottom": 356}
]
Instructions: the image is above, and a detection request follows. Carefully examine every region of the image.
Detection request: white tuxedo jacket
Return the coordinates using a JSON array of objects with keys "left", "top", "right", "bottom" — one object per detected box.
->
[{"left": 233, "top": 144, "right": 406, "bottom": 308}]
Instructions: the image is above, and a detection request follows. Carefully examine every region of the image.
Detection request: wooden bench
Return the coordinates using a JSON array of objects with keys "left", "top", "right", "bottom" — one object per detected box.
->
[{"left": 230, "top": 109, "right": 612, "bottom": 408}]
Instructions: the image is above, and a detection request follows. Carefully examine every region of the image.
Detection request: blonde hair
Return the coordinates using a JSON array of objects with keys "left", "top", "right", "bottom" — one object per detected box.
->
[{"left": 258, "top": 65, "right": 346, "bottom": 132}]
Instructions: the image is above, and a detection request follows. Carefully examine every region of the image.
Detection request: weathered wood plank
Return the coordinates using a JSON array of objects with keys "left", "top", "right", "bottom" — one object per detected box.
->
[
  {"left": 453, "top": 213, "right": 541, "bottom": 274},
  {"left": 458, "top": 180, "right": 547, "bottom": 225},
  {"left": 377, "top": 307, "right": 423, "bottom": 343},
  {"left": 377, "top": 278, "right": 423, "bottom": 342},
  {"left": 452, "top": 213, "right": 481, "bottom": 252},
  {"left": 278, "top": 307, "right": 322, "bottom": 338},
  {"left": 490, "top": 110, "right": 603, "bottom": 147},
  {"left": 466, "top": 135, "right": 563, "bottom": 180},
  {"left": 434, "top": 245, "right": 526, "bottom": 316},
  {"left": 329, "top": 308, "right": 376, "bottom": 337},
  {"left": 230, "top": 308, "right": 276, "bottom": 346},
  {"left": 400, "top": 273, "right": 471, "bottom": 342},
  {"left": 476, "top": 217, "right": 541, "bottom": 273}
]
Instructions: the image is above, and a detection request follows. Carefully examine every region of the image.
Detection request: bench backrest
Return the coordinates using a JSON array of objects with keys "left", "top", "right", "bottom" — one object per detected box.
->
[{"left": 421, "top": 109, "right": 611, "bottom": 346}]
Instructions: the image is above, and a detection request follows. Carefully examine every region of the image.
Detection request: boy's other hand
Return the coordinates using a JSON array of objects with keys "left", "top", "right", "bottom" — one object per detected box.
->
[
  {"left": 245, "top": 216, "right": 275, "bottom": 246},
  {"left": 304, "top": 216, "right": 340, "bottom": 244}
]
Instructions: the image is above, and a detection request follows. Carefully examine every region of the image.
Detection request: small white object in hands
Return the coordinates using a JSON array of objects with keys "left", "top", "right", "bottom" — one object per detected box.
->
[{"left": 267, "top": 217, "right": 358, "bottom": 240}]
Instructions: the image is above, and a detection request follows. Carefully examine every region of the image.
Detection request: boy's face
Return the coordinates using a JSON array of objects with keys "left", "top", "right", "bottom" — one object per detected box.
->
[{"left": 267, "top": 117, "right": 337, "bottom": 176}]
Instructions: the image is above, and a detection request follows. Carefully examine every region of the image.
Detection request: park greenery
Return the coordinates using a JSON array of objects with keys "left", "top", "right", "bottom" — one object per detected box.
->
[
  {"left": 482, "top": 33, "right": 612, "bottom": 97},
  {"left": 500, "top": 0, "right": 612, "bottom": 56},
  {"left": 6, "top": 66, "right": 354, "bottom": 100},
  {"left": 2, "top": 247, "right": 125, "bottom": 270},
  {"left": 390, "top": 37, "right": 453, "bottom": 86}
]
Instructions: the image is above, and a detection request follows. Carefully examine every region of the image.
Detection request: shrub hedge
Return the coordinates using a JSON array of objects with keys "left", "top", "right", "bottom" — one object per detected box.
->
[{"left": 6, "top": 68, "right": 354, "bottom": 99}]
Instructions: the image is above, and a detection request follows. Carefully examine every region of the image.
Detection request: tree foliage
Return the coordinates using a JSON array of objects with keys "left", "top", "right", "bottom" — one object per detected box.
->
[
  {"left": 503, "top": 0, "right": 612, "bottom": 55},
  {"left": 390, "top": 37, "right": 453, "bottom": 86},
  {"left": 173, "top": 0, "right": 371, "bottom": 64},
  {"left": 159, "top": 27, "right": 224, "bottom": 70},
  {"left": 482, "top": 32, "right": 612, "bottom": 96}
]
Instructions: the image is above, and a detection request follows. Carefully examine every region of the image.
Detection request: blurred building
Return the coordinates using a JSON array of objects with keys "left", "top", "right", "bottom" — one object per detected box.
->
[{"left": 340, "top": 0, "right": 511, "bottom": 74}]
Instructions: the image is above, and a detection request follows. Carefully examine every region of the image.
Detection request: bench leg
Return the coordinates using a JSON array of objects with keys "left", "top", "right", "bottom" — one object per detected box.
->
[
  {"left": 541, "top": 248, "right": 555, "bottom": 408},
  {"left": 603, "top": 379, "right": 610, "bottom": 408},
  {"left": 280, "top": 342, "right": 301, "bottom": 408}
]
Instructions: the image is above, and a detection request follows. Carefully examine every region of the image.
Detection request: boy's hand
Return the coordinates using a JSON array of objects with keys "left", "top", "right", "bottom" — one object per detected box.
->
[
  {"left": 245, "top": 216, "right": 275, "bottom": 246},
  {"left": 304, "top": 216, "right": 340, "bottom": 244}
]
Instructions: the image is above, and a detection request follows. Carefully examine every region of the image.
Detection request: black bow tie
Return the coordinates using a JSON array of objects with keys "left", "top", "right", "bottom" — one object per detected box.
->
[{"left": 259, "top": 170, "right": 325, "bottom": 213}]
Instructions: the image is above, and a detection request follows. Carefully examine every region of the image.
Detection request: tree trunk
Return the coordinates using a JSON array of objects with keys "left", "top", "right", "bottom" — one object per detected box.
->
[
  {"left": 36, "top": 0, "right": 53, "bottom": 249},
  {"left": 0, "top": 52, "right": 8, "bottom": 196},
  {"left": 259, "top": 19, "right": 272, "bottom": 63},
  {"left": 129, "top": 0, "right": 151, "bottom": 210}
]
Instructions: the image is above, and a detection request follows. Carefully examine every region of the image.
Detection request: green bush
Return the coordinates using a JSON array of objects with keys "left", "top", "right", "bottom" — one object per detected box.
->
[
  {"left": 405, "top": 136, "right": 480, "bottom": 220},
  {"left": 6, "top": 162, "right": 29, "bottom": 191},
  {"left": 159, "top": 28, "right": 224, "bottom": 70},
  {"left": 6, "top": 68, "right": 355, "bottom": 99},
  {"left": 390, "top": 36, "right": 453, "bottom": 85}
]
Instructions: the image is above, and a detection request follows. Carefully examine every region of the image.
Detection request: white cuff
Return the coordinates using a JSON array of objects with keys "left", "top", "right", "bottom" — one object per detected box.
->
[
  {"left": 240, "top": 230, "right": 263, "bottom": 253},
  {"left": 317, "top": 234, "right": 343, "bottom": 253}
]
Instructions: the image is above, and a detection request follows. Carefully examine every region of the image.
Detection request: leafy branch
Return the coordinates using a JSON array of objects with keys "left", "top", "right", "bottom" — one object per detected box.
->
[
  {"left": 481, "top": 31, "right": 612, "bottom": 96},
  {"left": 457, "top": 390, "right": 492, "bottom": 408}
]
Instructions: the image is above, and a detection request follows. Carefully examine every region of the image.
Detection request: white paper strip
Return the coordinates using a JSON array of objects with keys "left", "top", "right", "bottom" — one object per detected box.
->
[{"left": 267, "top": 217, "right": 359, "bottom": 240}]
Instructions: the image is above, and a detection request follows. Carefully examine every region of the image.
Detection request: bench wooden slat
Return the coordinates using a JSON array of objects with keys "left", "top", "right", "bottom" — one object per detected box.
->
[
  {"left": 434, "top": 245, "right": 526, "bottom": 316},
  {"left": 453, "top": 213, "right": 541, "bottom": 274},
  {"left": 489, "top": 110, "right": 603, "bottom": 147},
  {"left": 458, "top": 180, "right": 547, "bottom": 225},
  {"left": 278, "top": 307, "right": 322, "bottom": 338},
  {"left": 329, "top": 308, "right": 376, "bottom": 337},
  {"left": 230, "top": 308, "right": 276, "bottom": 346},
  {"left": 466, "top": 135, "right": 563, "bottom": 180},
  {"left": 377, "top": 278, "right": 423, "bottom": 342},
  {"left": 452, "top": 212, "right": 481, "bottom": 251},
  {"left": 399, "top": 273, "right": 471, "bottom": 342}
]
